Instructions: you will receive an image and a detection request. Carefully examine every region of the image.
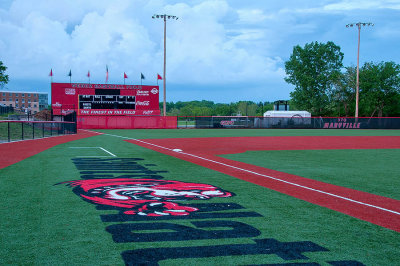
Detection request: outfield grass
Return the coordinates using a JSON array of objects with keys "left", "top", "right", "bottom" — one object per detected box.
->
[
  {"left": 221, "top": 149, "right": 400, "bottom": 200},
  {"left": 1, "top": 129, "right": 399, "bottom": 265}
]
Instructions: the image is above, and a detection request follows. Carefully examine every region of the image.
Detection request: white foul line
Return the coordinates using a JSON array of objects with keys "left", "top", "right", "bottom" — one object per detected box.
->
[
  {"left": 98, "top": 147, "right": 117, "bottom": 157},
  {"left": 100, "top": 132, "right": 400, "bottom": 216},
  {"left": 69, "top": 146, "right": 116, "bottom": 157}
]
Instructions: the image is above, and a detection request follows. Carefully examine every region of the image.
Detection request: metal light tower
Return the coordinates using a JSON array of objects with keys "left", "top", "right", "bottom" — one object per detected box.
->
[
  {"left": 152, "top": 14, "right": 178, "bottom": 116},
  {"left": 346, "top": 22, "right": 374, "bottom": 118}
]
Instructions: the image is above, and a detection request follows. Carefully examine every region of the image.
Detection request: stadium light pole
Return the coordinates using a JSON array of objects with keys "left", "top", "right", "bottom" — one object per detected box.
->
[
  {"left": 152, "top": 14, "right": 178, "bottom": 116},
  {"left": 346, "top": 22, "right": 374, "bottom": 118}
]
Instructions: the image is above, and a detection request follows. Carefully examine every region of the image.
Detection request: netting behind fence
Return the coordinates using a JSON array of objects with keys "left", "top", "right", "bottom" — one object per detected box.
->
[{"left": 0, "top": 121, "right": 77, "bottom": 143}]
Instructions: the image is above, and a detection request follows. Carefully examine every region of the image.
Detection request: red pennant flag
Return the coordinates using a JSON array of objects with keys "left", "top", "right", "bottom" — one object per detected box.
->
[
  {"left": 157, "top": 74, "right": 162, "bottom": 80},
  {"left": 49, "top": 69, "right": 53, "bottom": 76},
  {"left": 124, "top": 72, "right": 128, "bottom": 79},
  {"left": 87, "top": 71, "right": 90, "bottom": 77}
]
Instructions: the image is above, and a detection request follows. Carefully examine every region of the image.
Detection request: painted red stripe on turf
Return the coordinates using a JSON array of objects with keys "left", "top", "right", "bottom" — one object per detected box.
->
[
  {"left": 137, "top": 136, "right": 400, "bottom": 155},
  {"left": 126, "top": 136, "right": 400, "bottom": 232},
  {"left": 0, "top": 130, "right": 100, "bottom": 169}
]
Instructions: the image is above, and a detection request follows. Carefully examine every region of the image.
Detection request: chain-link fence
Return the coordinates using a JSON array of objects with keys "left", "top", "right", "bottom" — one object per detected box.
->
[
  {"left": 0, "top": 121, "right": 77, "bottom": 143},
  {"left": 188, "top": 116, "right": 400, "bottom": 129}
]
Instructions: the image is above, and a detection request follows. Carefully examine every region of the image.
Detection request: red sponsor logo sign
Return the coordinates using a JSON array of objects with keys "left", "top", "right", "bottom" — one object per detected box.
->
[
  {"left": 137, "top": 90, "right": 149, "bottom": 96},
  {"left": 220, "top": 120, "right": 235, "bottom": 126},
  {"left": 136, "top": 101, "right": 150, "bottom": 106},
  {"left": 65, "top": 88, "right": 76, "bottom": 95}
]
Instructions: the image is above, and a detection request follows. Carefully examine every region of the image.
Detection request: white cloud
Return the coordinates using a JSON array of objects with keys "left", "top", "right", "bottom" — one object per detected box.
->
[
  {"left": 237, "top": 9, "right": 271, "bottom": 24},
  {"left": 0, "top": 0, "right": 284, "bottom": 87},
  {"left": 324, "top": 0, "right": 400, "bottom": 11}
]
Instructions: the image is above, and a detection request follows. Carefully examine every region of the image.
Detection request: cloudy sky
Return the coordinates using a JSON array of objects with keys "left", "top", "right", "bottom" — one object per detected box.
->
[{"left": 1, "top": 0, "right": 399, "bottom": 103}]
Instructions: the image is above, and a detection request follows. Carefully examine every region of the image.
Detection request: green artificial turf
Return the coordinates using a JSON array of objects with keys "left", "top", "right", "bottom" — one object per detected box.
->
[
  {"left": 221, "top": 149, "right": 400, "bottom": 200},
  {"left": 1, "top": 129, "right": 399, "bottom": 265}
]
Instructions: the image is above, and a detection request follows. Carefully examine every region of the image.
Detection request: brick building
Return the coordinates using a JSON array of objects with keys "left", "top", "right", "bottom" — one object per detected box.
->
[{"left": 0, "top": 91, "right": 48, "bottom": 114}]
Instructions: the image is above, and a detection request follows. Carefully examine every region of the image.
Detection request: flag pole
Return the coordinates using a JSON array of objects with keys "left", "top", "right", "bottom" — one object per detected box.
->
[
  {"left": 141, "top": 73, "right": 145, "bottom": 86},
  {"left": 123, "top": 72, "right": 128, "bottom": 86},
  {"left": 49, "top": 69, "right": 53, "bottom": 83},
  {"left": 105, "top": 65, "right": 109, "bottom": 84}
]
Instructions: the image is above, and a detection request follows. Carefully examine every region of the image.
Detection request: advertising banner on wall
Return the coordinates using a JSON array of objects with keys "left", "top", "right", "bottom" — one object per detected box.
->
[{"left": 51, "top": 83, "right": 160, "bottom": 116}]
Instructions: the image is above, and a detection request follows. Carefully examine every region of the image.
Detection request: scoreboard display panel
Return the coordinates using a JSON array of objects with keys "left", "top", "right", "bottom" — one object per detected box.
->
[
  {"left": 78, "top": 94, "right": 135, "bottom": 109},
  {"left": 51, "top": 83, "right": 160, "bottom": 116}
]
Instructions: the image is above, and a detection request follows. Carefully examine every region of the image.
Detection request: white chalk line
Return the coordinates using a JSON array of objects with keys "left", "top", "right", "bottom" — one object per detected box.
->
[
  {"left": 69, "top": 146, "right": 116, "bottom": 157},
  {"left": 101, "top": 132, "right": 400, "bottom": 216}
]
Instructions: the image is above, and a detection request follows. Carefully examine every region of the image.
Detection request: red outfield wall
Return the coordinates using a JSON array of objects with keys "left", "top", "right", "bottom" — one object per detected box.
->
[{"left": 77, "top": 116, "right": 177, "bottom": 129}]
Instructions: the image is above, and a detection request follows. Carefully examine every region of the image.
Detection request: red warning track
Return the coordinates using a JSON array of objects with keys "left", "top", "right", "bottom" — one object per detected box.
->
[
  {"left": 0, "top": 130, "right": 100, "bottom": 169},
  {"left": 126, "top": 136, "right": 400, "bottom": 232}
]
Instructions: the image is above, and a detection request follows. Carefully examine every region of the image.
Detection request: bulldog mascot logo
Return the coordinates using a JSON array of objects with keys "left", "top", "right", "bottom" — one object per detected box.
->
[{"left": 61, "top": 178, "right": 233, "bottom": 216}]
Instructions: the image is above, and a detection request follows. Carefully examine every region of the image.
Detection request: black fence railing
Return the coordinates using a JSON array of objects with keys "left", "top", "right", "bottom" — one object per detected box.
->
[
  {"left": 177, "top": 116, "right": 400, "bottom": 129},
  {"left": 0, "top": 121, "right": 77, "bottom": 143}
]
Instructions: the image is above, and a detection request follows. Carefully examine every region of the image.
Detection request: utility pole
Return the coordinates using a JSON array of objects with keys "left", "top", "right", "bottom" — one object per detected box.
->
[
  {"left": 152, "top": 14, "right": 178, "bottom": 116},
  {"left": 346, "top": 22, "right": 374, "bottom": 118}
]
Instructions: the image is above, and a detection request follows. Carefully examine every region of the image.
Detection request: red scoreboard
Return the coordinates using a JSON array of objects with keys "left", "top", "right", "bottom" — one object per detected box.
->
[{"left": 51, "top": 83, "right": 160, "bottom": 116}]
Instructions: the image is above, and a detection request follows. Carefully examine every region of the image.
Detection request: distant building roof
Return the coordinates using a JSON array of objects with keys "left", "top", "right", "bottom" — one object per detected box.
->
[{"left": 0, "top": 90, "right": 48, "bottom": 94}]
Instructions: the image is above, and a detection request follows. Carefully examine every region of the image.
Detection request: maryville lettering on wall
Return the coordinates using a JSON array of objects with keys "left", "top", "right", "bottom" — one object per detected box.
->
[
  {"left": 323, "top": 122, "right": 361, "bottom": 129},
  {"left": 60, "top": 158, "right": 364, "bottom": 266}
]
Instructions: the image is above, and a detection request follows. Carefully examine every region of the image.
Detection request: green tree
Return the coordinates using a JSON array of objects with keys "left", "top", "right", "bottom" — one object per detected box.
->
[
  {"left": 331, "top": 66, "right": 357, "bottom": 117},
  {"left": 180, "top": 105, "right": 194, "bottom": 116},
  {"left": 0, "top": 61, "right": 9, "bottom": 88},
  {"left": 236, "top": 101, "right": 258, "bottom": 116},
  {"left": 359, "top": 61, "right": 400, "bottom": 117},
  {"left": 192, "top": 106, "right": 213, "bottom": 116},
  {"left": 285, "top": 41, "right": 344, "bottom": 116},
  {"left": 214, "top": 104, "right": 232, "bottom": 116},
  {"left": 168, "top": 108, "right": 181, "bottom": 116},
  {"left": 256, "top": 101, "right": 274, "bottom": 116}
]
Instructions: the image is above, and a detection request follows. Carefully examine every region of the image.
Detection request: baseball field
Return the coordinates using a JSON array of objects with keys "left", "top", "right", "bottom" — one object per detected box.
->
[{"left": 1, "top": 128, "right": 399, "bottom": 265}]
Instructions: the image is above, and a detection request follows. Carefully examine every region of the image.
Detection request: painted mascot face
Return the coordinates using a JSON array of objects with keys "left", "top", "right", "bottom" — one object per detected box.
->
[{"left": 62, "top": 178, "right": 233, "bottom": 216}]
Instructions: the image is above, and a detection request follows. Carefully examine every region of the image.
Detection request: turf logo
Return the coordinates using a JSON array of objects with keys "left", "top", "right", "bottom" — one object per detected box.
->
[{"left": 61, "top": 178, "right": 233, "bottom": 217}]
